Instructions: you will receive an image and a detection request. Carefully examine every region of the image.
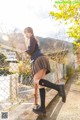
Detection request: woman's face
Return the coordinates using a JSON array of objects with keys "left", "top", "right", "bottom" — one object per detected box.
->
[{"left": 25, "top": 32, "right": 32, "bottom": 39}]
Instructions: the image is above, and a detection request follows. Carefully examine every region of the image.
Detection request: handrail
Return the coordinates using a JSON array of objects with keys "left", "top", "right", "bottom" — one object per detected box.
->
[{"left": 0, "top": 43, "right": 23, "bottom": 53}]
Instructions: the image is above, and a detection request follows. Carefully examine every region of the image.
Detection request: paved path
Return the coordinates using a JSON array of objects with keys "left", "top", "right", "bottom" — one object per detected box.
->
[
  {"left": 37, "top": 74, "right": 80, "bottom": 120},
  {"left": 56, "top": 75, "right": 80, "bottom": 120}
]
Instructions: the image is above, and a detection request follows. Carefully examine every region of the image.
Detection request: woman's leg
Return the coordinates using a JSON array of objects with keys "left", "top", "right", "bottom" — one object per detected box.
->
[
  {"left": 33, "top": 69, "right": 46, "bottom": 88},
  {"left": 33, "top": 69, "right": 46, "bottom": 113},
  {"left": 34, "top": 69, "right": 66, "bottom": 103},
  {"left": 38, "top": 79, "right": 66, "bottom": 102},
  {"left": 33, "top": 68, "right": 66, "bottom": 114},
  {"left": 34, "top": 83, "right": 38, "bottom": 105}
]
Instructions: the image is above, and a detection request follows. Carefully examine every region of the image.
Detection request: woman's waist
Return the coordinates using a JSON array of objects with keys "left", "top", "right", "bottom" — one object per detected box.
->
[{"left": 31, "top": 50, "right": 44, "bottom": 61}]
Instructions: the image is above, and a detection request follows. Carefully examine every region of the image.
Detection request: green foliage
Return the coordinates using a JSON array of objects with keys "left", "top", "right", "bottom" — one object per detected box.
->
[
  {"left": 0, "top": 53, "right": 9, "bottom": 76},
  {"left": 66, "top": 65, "right": 75, "bottom": 80},
  {"left": 0, "top": 67, "right": 11, "bottom": 76},
  {"left": 18, "top": 60, "right": 31, "bottom": 75},
  {"left": 77, "top": 65, "right": 80, "bottom": 73},
  {"left": 0, "top": 53, "right": 6, "bottom": 63},
  {"left": 50, "top": 0, "right": 80, "bottom": 43},
  {"left": 72, "top": 40, "right": 80, "bottom": 54}
]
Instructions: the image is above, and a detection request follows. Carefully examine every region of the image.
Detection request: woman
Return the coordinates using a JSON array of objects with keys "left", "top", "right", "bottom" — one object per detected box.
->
[{"left": 24, "top": 27, "right": 66, "bottom": 114}]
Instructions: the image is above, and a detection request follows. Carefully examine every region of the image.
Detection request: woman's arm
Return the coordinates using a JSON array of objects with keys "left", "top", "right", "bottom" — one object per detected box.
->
[{"left": 25, "top": 37, "right": 37, "bottom": 55}]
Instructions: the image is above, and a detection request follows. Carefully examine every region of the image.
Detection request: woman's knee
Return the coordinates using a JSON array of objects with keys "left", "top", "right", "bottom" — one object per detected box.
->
[
  {"left": 33, "top": 79, "right": 39, "bottom": 85},
  {"left": 34, "top": 78, "right": 45, "bottom": 89}
]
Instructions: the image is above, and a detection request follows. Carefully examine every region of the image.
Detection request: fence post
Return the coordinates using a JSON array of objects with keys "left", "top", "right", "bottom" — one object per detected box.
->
[
  {"left": 9, "top": 62, "right": 19, "bottom": 103},
  {"left": 10, "top": 74, "right": 18, "bottom": 103}
]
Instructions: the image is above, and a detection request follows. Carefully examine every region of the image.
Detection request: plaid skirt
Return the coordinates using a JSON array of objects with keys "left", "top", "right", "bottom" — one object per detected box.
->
[{"left": 31, "top": 55, "right": 51, "bottom": 76}]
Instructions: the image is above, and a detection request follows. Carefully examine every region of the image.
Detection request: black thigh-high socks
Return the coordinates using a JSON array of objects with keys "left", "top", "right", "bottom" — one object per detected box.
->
[
  {"left": 39, "top": 88, "right": 45, "bottom": 110},
  {"left": 39, "top": 79, "right": 59, "bottom": 91},
  {"left": 39, "top": 79, "right": 66, "bottom": 103}
]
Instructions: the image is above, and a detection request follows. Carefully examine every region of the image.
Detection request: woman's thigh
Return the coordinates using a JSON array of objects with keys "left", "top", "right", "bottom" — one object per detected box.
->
[{"left": 33, "top": 69, "right": 46, "bottom": 85}]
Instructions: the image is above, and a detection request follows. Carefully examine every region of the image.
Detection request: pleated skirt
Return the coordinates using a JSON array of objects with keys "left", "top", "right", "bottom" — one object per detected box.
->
[{"left": 31, "top": 55, "right": 51, "bottom": 76}]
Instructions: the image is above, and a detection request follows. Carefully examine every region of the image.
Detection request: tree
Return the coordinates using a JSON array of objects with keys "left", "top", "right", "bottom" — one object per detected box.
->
[
  {"left": 50, "top": 0, "right": 80, "bottom": 64},
  {"left": 50, "top": 0, "right": 80, "bottom": 41}
]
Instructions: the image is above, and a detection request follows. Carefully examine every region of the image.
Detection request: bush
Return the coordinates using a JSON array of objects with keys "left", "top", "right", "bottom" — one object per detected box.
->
[
  {"left": 77, "top": 65, "right": 80, "bottom": 73},
  {"left": 0, "top": 53, "right": 6, "bottom": 63},
  {"left": 0, "top": 67, "right": 11, "bottom": 76},
  {"left": 66, "top": 65, "right": 75, "bottom": 80}
]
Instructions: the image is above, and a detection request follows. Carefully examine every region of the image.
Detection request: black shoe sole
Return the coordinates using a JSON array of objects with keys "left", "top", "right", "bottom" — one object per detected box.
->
[{"left": 33, "top": 109, "right": 46, "bottom": 116}]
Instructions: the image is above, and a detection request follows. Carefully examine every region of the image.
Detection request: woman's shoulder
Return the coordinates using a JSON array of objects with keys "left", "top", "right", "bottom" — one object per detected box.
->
[
  {"left": 30, "top": 36, "right": 37, "bottom": 42},
  {"left": 30, "top": 36, "right": 40, "bottom": 47}
]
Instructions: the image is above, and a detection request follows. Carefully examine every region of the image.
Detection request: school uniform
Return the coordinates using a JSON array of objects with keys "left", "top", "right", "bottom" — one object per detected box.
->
[
  {"left": 25, "top": 35, "right": 51, "bottom": 76},
  {"left": 25, "top": 35, "right": 66, "bottom": 114}
]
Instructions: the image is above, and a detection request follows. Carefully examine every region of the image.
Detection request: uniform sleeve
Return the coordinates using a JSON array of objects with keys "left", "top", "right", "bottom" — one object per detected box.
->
[{"left": 25, "top": 37, "right": 36, "bottom": 55}]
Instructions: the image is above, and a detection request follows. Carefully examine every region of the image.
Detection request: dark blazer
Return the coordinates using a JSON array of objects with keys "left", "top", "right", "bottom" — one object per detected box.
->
[{"left": 25, "top": 36, "right": 43, "bottom": 61}]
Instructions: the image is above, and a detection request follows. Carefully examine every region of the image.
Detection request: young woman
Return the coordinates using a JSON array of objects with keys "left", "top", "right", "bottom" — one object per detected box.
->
[{"left": 24, "top": 27, "right": 66, "bottom": 114}]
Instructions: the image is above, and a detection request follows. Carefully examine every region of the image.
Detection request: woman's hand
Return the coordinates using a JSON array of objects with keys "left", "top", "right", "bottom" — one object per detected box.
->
[
  {"left": 19, "top": 50, "right": 30, "bottom": 60},
  {"left": 19, "top": 50, "right": 24, "bottom": 54}
]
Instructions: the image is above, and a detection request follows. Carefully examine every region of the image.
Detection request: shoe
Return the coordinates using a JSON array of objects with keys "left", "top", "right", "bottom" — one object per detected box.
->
[
  {"left": 33, "top": 105, "right": 46, "bottom": 114},
  {"left": 58, "top": 84, "right": 66, "bottom": 103}
]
